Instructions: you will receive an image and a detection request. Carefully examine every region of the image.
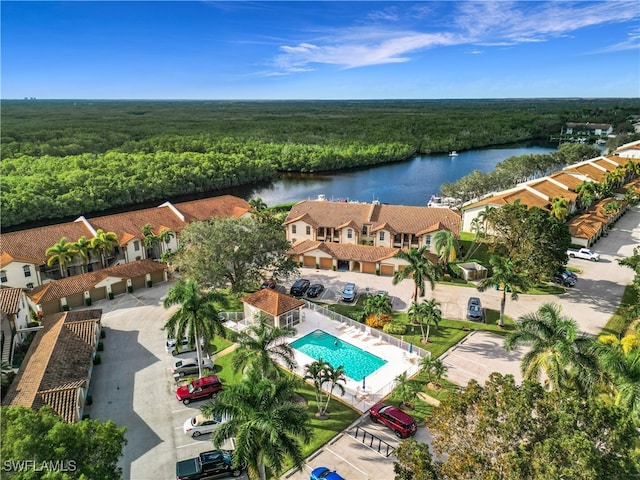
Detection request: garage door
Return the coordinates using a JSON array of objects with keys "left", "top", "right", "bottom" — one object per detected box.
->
[
  {"left": 380, "top": 264, "right": 394, "bottom": 276},
  {"left": 111, "top": 281, "right": 127, "bottom": 296},
  {"left": 131, "top": 275, "right": 146, "bottom": 290},
  {"left": 150, "top": 270, "right": 164, "bottom": 284},
  {"left": 303, "top": 256, "right": 316, "bottom": 268},
  {"left": 92, "top": 286, "right": 107, "bottom": 301},
  {"left": 319, "top": 257, "right": 333, "bottom": 270},
  {"left": 362, "top": 262, "right": 377, "bottom": 274}
]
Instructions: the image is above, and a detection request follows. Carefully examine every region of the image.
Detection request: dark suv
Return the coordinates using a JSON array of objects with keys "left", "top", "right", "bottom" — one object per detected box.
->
[
  {"left": 369, "top": 403, "right": 417, "bottom": 438},
  {"left": 176, "top": 449, "right": 243, "bottom": 480},
  {"left": 290, "top": 279, "right": 310, "bottom": 296},
  {"left": 466, "top": 297, "right": 484, "bottom": 322}
]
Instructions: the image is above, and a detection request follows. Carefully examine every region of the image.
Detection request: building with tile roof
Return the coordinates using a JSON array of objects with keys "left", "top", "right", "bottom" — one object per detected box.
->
[
  {"left": 0, "top": 195, "right": 251, "bottom": 289},
  {"left": 240, "top": 289, "right": 305, "bottom": 328},
  {"left": 282, "top": 199, "right": 460, "bottom": 274},
  {"left": 1, "top": 286, "right": 31, "bottom": 364},
  {"left": 2, "top": 309, "right": 102, "bottom": 423},
  {"left": 27, "top": 259, "right": 167, "bottom": 315}
]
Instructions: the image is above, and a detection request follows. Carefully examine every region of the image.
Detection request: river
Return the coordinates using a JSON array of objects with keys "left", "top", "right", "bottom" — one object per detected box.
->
[{"left": 237, "top": 144, "right": 558, "bottom": 207}]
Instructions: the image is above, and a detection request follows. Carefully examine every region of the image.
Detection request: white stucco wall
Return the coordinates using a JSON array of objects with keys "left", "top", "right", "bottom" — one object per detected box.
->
[{"left": 1, "top": 261, "right": 39, "bottom": 289}]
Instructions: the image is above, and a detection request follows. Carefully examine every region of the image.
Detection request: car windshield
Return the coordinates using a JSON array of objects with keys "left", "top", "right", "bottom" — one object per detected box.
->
[
  {"left": 188, "top": 383, "right": 196, "bottom": 393},
  {"left": 470, "top": 305, "right": 481, "bottom": 312}
]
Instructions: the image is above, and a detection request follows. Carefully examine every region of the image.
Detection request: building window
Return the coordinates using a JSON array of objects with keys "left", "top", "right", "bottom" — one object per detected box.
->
[
  {"left": 362, "top": 226, "right": 368, "bottom": 235},
  {"left": 23, "top": 265, "right": 32, "bottom": 277},
  {"left": 379, "top": 232, "right": 385, "bottom": 241},
  {"left": 134, "top": 240, "right": 140, "bottom": 251},
  {"left": 26, "top": 283, "right": 34, "bottom": 289},
  {"left": 306, "top": 226, "right": 311, "bottom": 235},
  {"left": 0, "top": 271, "right": 6, "bottom": 283},
  {"left": 292, "top": 225, "right": 297, "bottom": 234},
  {"left": 425, "top": 235, "right": 431, "bottom": 247},
  {"left": 347, "top": 229, "right": 353, "bottom": 239}
]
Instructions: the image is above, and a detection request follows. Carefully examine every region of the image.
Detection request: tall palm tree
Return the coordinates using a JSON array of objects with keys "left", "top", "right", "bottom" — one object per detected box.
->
[
  {"left": 248, "top": 197, "right": 267, "bottom": 212},
  {"left": 163, "top": 280, "right": 226, "bottom": 378},
  {"left": 231, "top": 317, "right": 297, "bottom": 379},
  {"left": 202, "top": 372, "right": 312, "bottom": 480},
  {"left": 393, "top": 372, "right": 420, "bottom": 408},
  {"left": 392, "top": 246, "right": 440, "bottom": 302},
  {"left": 408, "top": 299, "right": 441, "bottom": 344},
  {"left": 157, "top": 227, "right": 175, "bottom": 254},
  {"left": 363, "top": 293, "right": 392, "bottom": 322},
  {"left": 141, "top": 223, "right": 159, "bottom": 258},
  {"left": 72, "top": 235, "right": 93, "bottom": 273},
  {"left": 550, "top": 196, "right": 569, "bottom": 221},
  {"left": 90, "top": 229, "right": 119, "bottom": 268},
  {"left": 419, "top": 356, "right": 448, "bottom": 387},
  {"left": 602, "top": 200, "right": 621, "bottom": 224},
  {"left": 477, "top": 255, "right": 531, "bottom": 327},
  {"left": 45, "top": 237, "right": 76, "bottom": 277},
  {"left": 575, "top": 181, "right": 597, "bottom": 210},
  {"left": 303, "top": 359, "right": 346, "bottom": 418},
  {"left": 505, "top": 302, "right": 599, "bottom": 395},
  {"left": 433, "top": 229, "right": 459, "bottom": 269}
]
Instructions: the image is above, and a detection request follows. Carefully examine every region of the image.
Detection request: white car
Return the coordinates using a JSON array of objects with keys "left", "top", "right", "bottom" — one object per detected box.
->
[
  {"left": 183, "top": 414, "right": 228, "bottom": 438},
  {"left": 165, "top": 336, "right": 204, "bottom": 356}
]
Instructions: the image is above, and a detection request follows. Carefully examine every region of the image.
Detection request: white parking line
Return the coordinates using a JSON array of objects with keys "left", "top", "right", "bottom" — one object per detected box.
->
[
  {"left": 324, "top": 447, "right": 369, "bottom": 476},
  {"left": 171, "top": 407, "right": 193, "bottom": 414}
]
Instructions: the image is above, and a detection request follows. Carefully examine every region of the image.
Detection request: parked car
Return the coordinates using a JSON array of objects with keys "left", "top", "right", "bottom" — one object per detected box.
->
[
  {"left": 560, "top": 268, "right": 578, "bottom": 281},
  {"left": 176, "top": 449, "right": 243, "bottom": 480},
  {"left": 260, "top": 279, "right": 277, "bottom": 290},
  {"left": 175, "top": 375, "right": 223, "bottom": 405},
  {"left": 306, "top": 283, "right": 325, "bottom": 298},
  {"left": 183, "top": 414, "right": 228, "bottom": 438},
  {"left": 290, "top": 279, "right": 310, "bottom": 296},
  {"left": 567, "top": 247, "right": 600, "bottom": 261},
  {"left": 341, "top": 283, "right": 357, "bottom": 303},
  {"left": 553, "top": 271, "right": 576, "bottom": 287},
  {"left": 466, "top": 297, "right": 484, "bottom": 322},
  {"left": 310, "top": 467, "right": 346, "bottom": 480},
  {"left": 166, "top": 336, "right": 205, "bottom": 356},
  {"left": 369, "top": 402, "right": 417, "bottom": 438},
  {"left": 173, "top": 357, "right": 215, "bottom": 377}
]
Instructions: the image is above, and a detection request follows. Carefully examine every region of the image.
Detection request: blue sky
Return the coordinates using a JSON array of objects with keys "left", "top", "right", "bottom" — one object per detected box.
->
[{"left": 2, "top": 1, "right": 639, "bottom": 99}]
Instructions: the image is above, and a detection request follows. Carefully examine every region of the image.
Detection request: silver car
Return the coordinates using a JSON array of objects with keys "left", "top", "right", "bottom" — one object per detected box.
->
[
  {"left": 172, "top": 357, "right": 214, "bottom": 377},
  {"left": 165, "top": 336, "right": 204, "bottom": 356}
]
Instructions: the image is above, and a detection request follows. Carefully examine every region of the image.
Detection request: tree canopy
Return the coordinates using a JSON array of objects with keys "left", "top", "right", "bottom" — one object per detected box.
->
[
  {"left": 0, "top": 405, "right": 127, "bottom": 480},
  {"left": 415, "top": 373, "right": 639, "bottom": 480},
  {"left": 174, "top": 216, "right": 298, "bottom": 293}
]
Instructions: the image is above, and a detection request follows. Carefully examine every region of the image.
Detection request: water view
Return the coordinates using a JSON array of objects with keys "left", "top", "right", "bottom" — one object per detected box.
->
[{"left": 240, "top": 144, "right": 558, "bottom": 207}]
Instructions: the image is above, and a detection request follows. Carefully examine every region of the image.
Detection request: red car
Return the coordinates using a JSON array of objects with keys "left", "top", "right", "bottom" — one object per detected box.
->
[
  {"left": 176, "top": 375, "right": 223, "bottom": 405},
  {"left": 369, "top": 403, "right": 417, "bottom": 438}
]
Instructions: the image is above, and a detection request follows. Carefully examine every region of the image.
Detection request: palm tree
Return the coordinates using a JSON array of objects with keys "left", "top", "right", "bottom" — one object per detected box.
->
[
  {"left": 363, "top": 293, "right": 392, "bottom": 322},
  {"left": 576, "top": 181, "right": 597, "bottom": 210},
  {"left": 157, "top": 227, "right": 175, "bottom": 254},
  {"left": 248, "top": 197, "right": 267, "bottom": 212},
  {"left": 163, "top": 280, "right": 226, "bottom": 378},
  {"left": 419, "top": 356, "right": 448, "bottom": 388},
  {"left": 602, "top": 200, "right": 621, "bottom": 224},
  {"left": 45, "top": 237, "right": 77, "bottom": 277},
  {"left": 505, "top": 302, "right": 599, "bottom": 395},
  {"left": 392, "top": 246, "right": 440, "bottom": 302},
  {"left": 550, "top": 196, "right": 569, "bottom": 221},
  {"left": 433, "top": 229, "right": 459, "bottom": 269},
  {"left": 72, "top": 235, "right": 93, "bottom": 273},
  {"left": 142, "top": 223, "right": 159, "bottom": 258},
  {"left": 231, "top": 317, "right": 297, "bottom": 379},
  {"left": 90, "top": 229, "right": 119, "bottom": 268},
  {"left": 477, "top": 255, "right": 532, "bottom": 327},
  {"left": 393, "top": 372, "right": 420, "bottom": 409},
  {"left": 421, "top": 298, "right": 442, "bottom": 344},
  {"left": 202, "top": 372, "right": 312, "bottom": 480},
  {"left": 303, "top": 359, "right": 346, "bottom": 418}
]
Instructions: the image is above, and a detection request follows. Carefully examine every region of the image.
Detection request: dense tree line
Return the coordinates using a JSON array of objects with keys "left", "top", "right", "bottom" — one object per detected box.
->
[{"left": 3, "top": 98, "right": 639, "bottom": 228}]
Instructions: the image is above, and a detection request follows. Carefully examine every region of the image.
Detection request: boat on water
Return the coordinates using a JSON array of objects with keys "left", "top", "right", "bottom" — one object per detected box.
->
[
  {"left": 427, "top": 195, "right": 462, "bottom": 209},
  {"left": 449, "top": 151, "right": 458, "bottom": 157}
]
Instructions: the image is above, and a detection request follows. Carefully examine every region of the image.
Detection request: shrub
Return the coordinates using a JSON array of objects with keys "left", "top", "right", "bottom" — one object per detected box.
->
[
  {"left": 332, "top": 265, "right": 337, "bottom": 271},
  {"left": 146, "top": 280, "right": 152, "bottom": 288},
  {"left": 108, "top": 291, "right": 114, "bottom": 300},
  {"left": 365, "top": 313, "right": 392, "bottom": 329},
  {"left": 93, "top": 354, "right": 101, "bottom": 365},
  {"left": 383, "top": 322, "right": 407, "bottom": 335},
  {"left": 62, "top": 305, "right": 70, "bottom": 311},
  {"left": 315, "top": 263, "right": 320, "bottom": 269},
  {"left": 85, "top": 298, "right": 92, "bottom": 306},
  {"left": 375, "top": 268, "right": 380, "bottom": 276},
  {"left": 97, "top": 342, "right": 104, "bottom": 352},
  {"left": 82, "top": 414, "right": 91, "bottom": 420},
  {"left": 127, "top": 285, "right": 133, "bottom": 293},
  {"left": 85, "top": 394, "right": 93, "bottom": 406},
  {"left": 100, "top": 329, "right": 106, "bottom": 339}
]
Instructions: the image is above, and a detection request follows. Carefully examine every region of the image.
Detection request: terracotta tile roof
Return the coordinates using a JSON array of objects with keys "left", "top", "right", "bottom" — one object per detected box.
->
[
  {"left": 567, "top": 215, "right": 607, "bottom": 240},
  {"left": 287, "top": 240, "right": 434, "bottom": 264},
  {"left": 0, "top": 220, "right": 94, "bottom": 265},
  {"left": 604, "top": 155, "right": 629, "bottom": 167},
  {"left": 469, "top": 188, "right": 549, "bottom": 210},
  {"left": 591, "top": 158, "right": 617, "bottom": 172},
  {"left": 526, "top": 179, "right": 578, "bottom": 202},
  {"left": 283, "top": 200, "right": 461, "bottom": 236},
  {"left": 90, "top": 205, "right": 185, "bottom": 247},
  {"left": 28, "top": 259, "right": 165, "bottom": 304},
  {"left": 0, "top": 286, "right": 23, "bottom": 314},
  {"left": 173, "top": 195, "right": 252, "bottom": 222},
  {"left": 2, "top": 310, "right": 100, "bottom": 422},
  {"left": 287, "top": 240, "right": 325, "bottom": 255},
  {"left": 564, "top": 163, "right": 607, "bottom": 182},
  {"left": 241, "top": 289, "right": 305, "bottom": 317},
  {"left": 548, "top": 172, "right": 584, "bottom": 190}
]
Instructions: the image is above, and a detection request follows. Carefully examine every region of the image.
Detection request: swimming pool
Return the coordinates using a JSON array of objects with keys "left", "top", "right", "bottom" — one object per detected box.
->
[{"left": 290, "top": 330, "right": 387, "bottom": 381}]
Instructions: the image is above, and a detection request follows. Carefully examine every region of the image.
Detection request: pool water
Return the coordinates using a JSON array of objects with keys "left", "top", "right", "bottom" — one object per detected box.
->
[{"left": 290, "top": 330, "right": 387, "bottom": 381}]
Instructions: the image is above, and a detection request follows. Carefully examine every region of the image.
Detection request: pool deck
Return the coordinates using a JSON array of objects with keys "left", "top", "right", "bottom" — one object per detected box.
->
[{"left": 287, "top": 308, "right": 421, "bottom": 413}]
